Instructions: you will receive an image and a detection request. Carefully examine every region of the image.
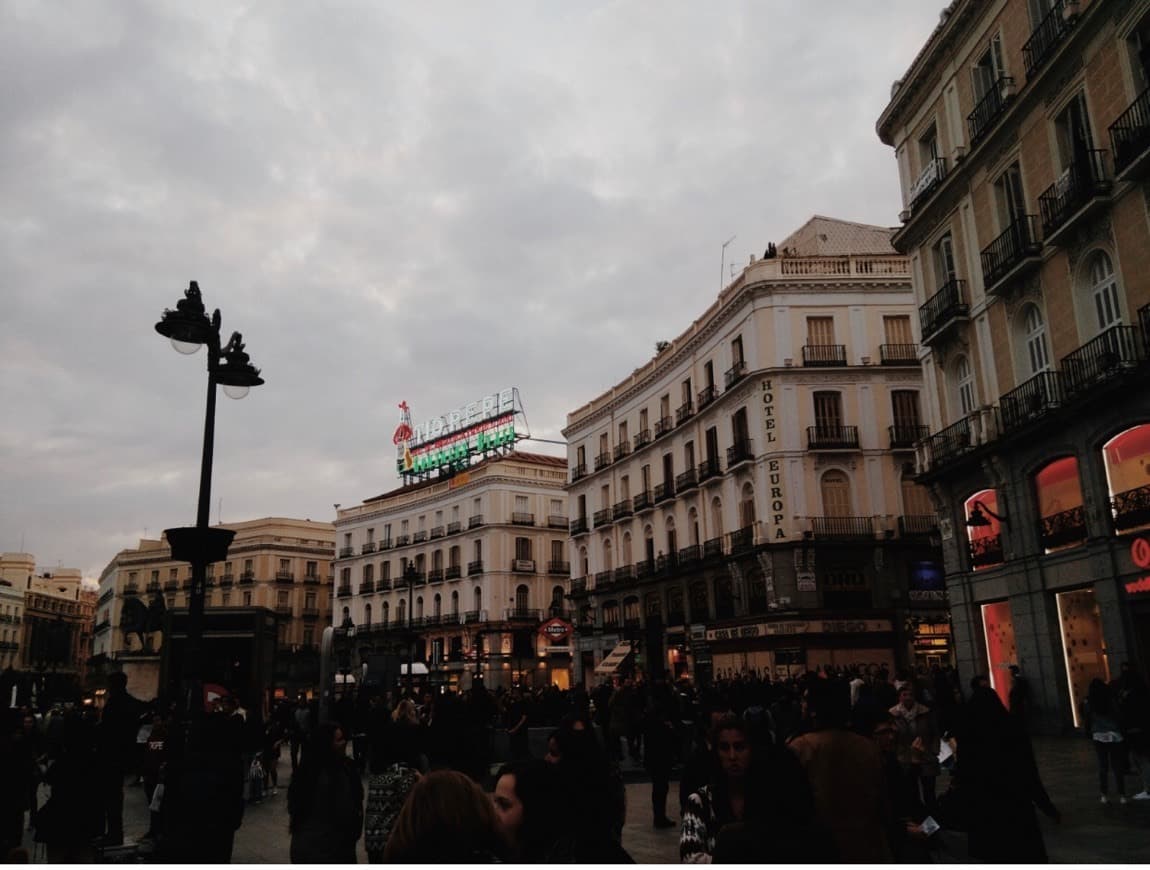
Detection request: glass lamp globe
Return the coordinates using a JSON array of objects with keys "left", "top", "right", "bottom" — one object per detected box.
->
[
  {"left": 222, "top": 383, "right": 250, "bottom": 400},
  {"left": 170, "top": 338, "right": 202, "bottom": 355}
]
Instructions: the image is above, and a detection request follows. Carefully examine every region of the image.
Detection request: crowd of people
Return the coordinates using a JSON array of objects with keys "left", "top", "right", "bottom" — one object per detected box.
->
[{"left": 4, "top": 660, "right": 1150, "bottom": 863}]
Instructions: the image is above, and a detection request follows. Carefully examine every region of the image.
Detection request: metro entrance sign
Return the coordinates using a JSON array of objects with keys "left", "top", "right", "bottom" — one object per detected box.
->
[{"left": 538, "top": 617, "right": 573, "bottom": 642}]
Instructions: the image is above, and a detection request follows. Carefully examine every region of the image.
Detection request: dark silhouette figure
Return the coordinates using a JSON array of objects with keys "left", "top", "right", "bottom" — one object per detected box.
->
[
  {"left": 289, "top": 721, "right": 364, "bottom": 863},
  {"left": 96, "top": 672, "right": 142, "bottom": 846}
]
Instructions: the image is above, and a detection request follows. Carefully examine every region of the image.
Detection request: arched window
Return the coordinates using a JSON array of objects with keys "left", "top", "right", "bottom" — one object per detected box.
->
[
  {"left": 665, "top": 516, "right": 677, "bottom": 559},
  {"left": 687, "top": 507, "right": 700, "bottom": 546},
  {"left": 342, "top": 605, "right": 350, "bottom": 622},
  {"left": 516, "top": 584, "right": 529, "bottom": 612},
  {"left": 623, "top": 596, "right": 640, "bottom": 626},
  {"left": 602, "top": 539, "right": 613, "bottom": 571},
  {"left": 363, "top": 563, "right": 374, "bottom": 584},
  {"left": 579, "top": 546, "right": 589, "bottom": 576},
  {"left": 433, "top": 593, "right": 442, "bottom": 617},
  {"left": 1103, "top": 424, "right": 1150, "bottom": 534},
  {"left": 416, "top": 596, "right": 423, "bottom": 619},
  {"left": 955, "top": 355, "right": 976, "bottom": 416},
  {"left": 451, "top": 590, "right": 459, "bottom": 615},
  {"left": 474, "top": 587, "right": 482, "bottom": 613},
  {"left": 739, "top": 482, "right": 756, "bottom": 527},
  {"left": 432, "top": 550, "right": 443, "bottom": 571},
  {"left": 644, "top": 525, "right": 655, "bottom": 563},
  {"left": 397, "top": 599, "right": 406, "bottom": 623},
  {"left": 820, "top": 470, "right": 852, "bottom": 517},
  {"left": 667, "top": 586, "right": 684, "bottom": 624},
  {"left": 1088, "top": 251, "right": 1122, "bottom": 332},
  {"left": 964, "top": 488, "right": 1003, "bottom": 570},
  {"left": 714, "top": 576, "right": 735, "bottom": 619},
  {"left": 711, "top": 497, "right": 724, "bottom": 539},
  {"left": 689, "top": 581, "right": 710, "bottom": 622},
  {"left": 1034, "top": 456, "right": 1086, "bottom": 551},
  {"left": 622, "top": 532, "right": 633, "bottom": 566},
  {"left": 1021, "top": 303, "right": 1050, "bottom": 375},
  {"left": 551, "top": 585, "right": 565, "bottom": 615},
  {"left": 364, "top": 603, "right": 372, "bottom": 626},
  {"left": 382, "top": 600, "right": 390, "bottom": 625}
]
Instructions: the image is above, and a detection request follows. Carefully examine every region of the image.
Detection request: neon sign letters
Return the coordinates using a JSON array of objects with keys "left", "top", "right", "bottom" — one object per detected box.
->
[{"left": 393, "top": 388, "right": 523, "bottom": 476}]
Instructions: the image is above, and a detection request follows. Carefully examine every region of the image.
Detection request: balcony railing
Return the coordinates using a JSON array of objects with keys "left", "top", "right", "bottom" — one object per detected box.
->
[
  {"left": 926, "top": 416, "right": 974, "bottom": 466},
  {"left": 633, "top": 428, "right": 652, "bottom": 450},
  {"left": 909, "top": 156, "right": 948, "bottom": 210},
  {"left": 413, "top": 531, "right": 428, "bottom": 543},
  {"left": 304, "top": 574, "right": 320, "bottom": 585},
  {"left": 656, "top": 553, "right": 679, "bottom": 575},
  {"left": 595, "top": 451, "right": 611, "bottom": 471},
  {"left": 377, "top": 579, "right": 392, "bottom": 591},
  {"left": 981, "top": 215, "right": 1042, "bottom": 292},
  {"left": 396, "top": 534, "right": 411, "bottom": 546},
  {"left": 361, "top": 542, "right": 376, "bottom": 554},
  {"left": 1022, "top": 0, "right": 1077, "bottom": 79},
  {"left": 613, "top": 499, "right": 633, "bottom": 521},
  {"left": 676, "top": 401, "right": 694, "bottom": 425},
  {"left": 969, "top": 534, "right": 1004, "bottom": 569},
  {"left": 697, "top": 457, "right": 722, "bottom": 482},
  {"left": 697, "top": 384, "right": 718, "bottom": 410},
  {"left": 807, "top": 425, "right": 860, "bottom": 450},
  {"left": 276, "top": 571, "right": 294, "bottom": 584},
  {"left": 1111, "top": 87, "right": 1150, "bottom": 178},
  {"left": 635, "top": 560, "right": 654, "bottom": 579},
  {"left": 358, "top": 581, "right": 374, "bottom": 594},
  {"left": 571, "top": 462, "right": 588, "bottom": 482},
  {"left": 634, "top": 490, "right": 654, "bottom": 512},
  {"left": 446, "top": 565, "right": 462, "bottom": 580},
  {"left": 675, "top": 468, "right": 698, "bottom": 492},
  {"left": 468, "top": 515, "right": 484, "bottom": 529},
  {"left": 570, "top": 577, "right": 587, "bottom": 595},
  {"left": 569, "top": 516, "right": 589, "bottom": 535},
  {"left": 614, "top": 565, "right": 635, "bottom": 585},
  {"left": 889, "top": 424, "right": 929, "bottom": 449},
  {"left": 548, "top": 560, "right": 570, "bottom": 575},
  {"left": 1038, "top": 151, "right": 1111, "bottom": 241},
  {"left": 544, "top": 514, "right": 566, "bottom": 529},
  {"left": 428, "top": 569, "right": 444, "bottom": 584},
  {"left": 124, "top": 584, "right": 140, "bottom": 596},
  {"left": 379, "top": 538, "right": 394, "bottom": 550},
  {"left": 609, "top": 440, "right": 630, "bottom": 462},
  {"left": 727, "top": 438, "right": 754, "bottom": 468},
  {"left": 654, "top": 482, "right": 675, "bottom": 503},
  {"left": 811, "top": 516, "right": 875, "bottom": 540},
  {"left": 593, "top": 508, "right": 613, "bottom": 528},
  {"left": 595, "top": 570, "right": 615, "bottom": 589},
  {"left": 703, "top": 537, "right": 725, "bottom": 561},
  {"left": 802, "top": 344, "right": 847, "bottom": 367},
  {"left": 898, "top": 515, "right": 939, "bottom": 537},
  {"left": 239, "top": 572, "right": 255, "bottom": 585},
  {"left": 339, "top": 546, "right": 354, "bottom": 558},
  {"left": 998, "top": 370, "right": 1065, "bottom": 434},
  {"left": 967, "top": 76, "right": 1014, "bottom": 143},
  {"left": 880, "top": 344, "right": 918, "bottom": 365},
  {"left": 919, "top": 278, "right": 969, "bottom": 342},
  {"left": 447, "top": 521, "right": 462, "bottom": 535},
  {"left": 1113, "top": 483, "right": 1150, "bottom": 533},
  {"left": 512, "top": 512, "right": 535, "bottom": 526},
  {"left": 430, "top": 526, "right": 445, "bottom": 539},
  {"left": 654, "top": 416, "right": 673, "bottom": 439},
  {"left": 724, "top": 360, "right": 747, "bottom": 388},
  {"left": 729, "top": 526, "right": 754, "bottom": 555},
  {"left": 678, "top": 544, "right": 701, "bottom": 567},
  {"left": 505, "top": 608, "right": 541, "bottom": 622},
  {"left": 337, "top": 585, "right": 353, "bottom": 598},
  {"left": 1061, "top": 325, "right": 1143, "bottom": 398},
  {"left": 1041, "top": 505, "right": 1087, "bottom": 550},
  {"left": 467, "top": 560, "right": 485, "bottom": 575}
]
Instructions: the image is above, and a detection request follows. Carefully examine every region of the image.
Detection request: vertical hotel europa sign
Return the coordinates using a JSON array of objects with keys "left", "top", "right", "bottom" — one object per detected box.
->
[
  {"left": 394, "top": 388, "right": 525, "bottom": 480},
  {"left": 761, "top": 378, "right": 788, "bottom": 540}
]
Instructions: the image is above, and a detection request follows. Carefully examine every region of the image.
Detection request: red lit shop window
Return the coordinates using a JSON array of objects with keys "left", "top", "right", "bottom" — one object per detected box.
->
[
  {"left": 1104, "top": 425, "right": 1150, "bottom": 534},
  {"left": 965, "top": 489, "right": 1004, "bottom": 570},
  {"left": 1035, "top": 456, "right": 1087, "bottom": 552}
]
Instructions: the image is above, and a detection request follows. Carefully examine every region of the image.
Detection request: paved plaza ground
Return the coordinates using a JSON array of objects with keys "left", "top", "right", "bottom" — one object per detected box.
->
[{"left": 18, "top": 735, "right": 1150, "bottom": 863}]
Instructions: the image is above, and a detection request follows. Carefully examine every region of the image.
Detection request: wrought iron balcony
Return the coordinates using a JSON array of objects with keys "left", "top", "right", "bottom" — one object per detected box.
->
[
  {"left": 727, "top": 438, "right": 754, "bottom": 468},
  {"left": 361, "top": 542, "right": 376, "bottom": 554},
  {"left": 430, "top": 526, "right": 445, "bottom": 539},
  {"left": 337, "top": 585, "right": 352, "bottom": 598},
  {"left": 275, "top": 604, "right": 293, "bottom": 617},
  {"left": 569, "top": 516, "right": 589, "bottom": 535},
  {"left": 909, "top": 156, "right": 948, "bottom": 210},
  {"left": 654, "top": 416, "right": 673, "bottom": 438},
  {"left": 505, "top": 608, "right": 541, "bottom": 622},
  {"left": 239, "top": 572, "right": 255, "bottom": 585},
  {"left": 703, "top": 537, "right": 725, "bottom": 561},
  {"left": 462, "top": 610, "right": 484, "bottom": 624},
  {"left": 467, "top": 559, "right": 484, "bottom": 575},
  {"left": 448, "top": 521, "right": 462, "bottom": 535},
  {"left": 634, "top": 490, "right": 655, "bottom": 512},
  {"left": 967, "top": 76, "right": 1014, "bottom": 144},
  {"left": 593, "top": 508, "right": 612, "bottom": 528},
  {"left": 1038, "top": 151, "right": 1112, "bottom": 243},
  {"left": 656, "top": 553, "right": 679, "bottom": 575},
  {"left": 428, "top": 569, "right": 444, "bottom": 584},
  {"left": 410, "top": 571, "right": 427, "bottom": 586},
  {"left": 634, "top": 560, "right": 654, "bottom": 579},
  {"left": 1113, "top": 483, "right": 1150, "bottom": 533},
  {"left": 729, "top": 526, "right": 754, "bottom": 555},
  {"left": 358, "top": 581, "right": 374, "bottom": 594},
  {"left": 570, "top": 577, "right": 587, "bottom": 595},
  {"left": 969, "top": 534, "right": 1004, "bottom": 569},
  {"left": 595, "top": 570, "right": 614, "bottom": 589},
  {"left": 377, "top": 579, "right": 392, "bottom": 591},
  {"left": 898, "top": 515, "right": 938, "bottom": 537},
  {"left": 512, "top": 512, "right": 535, "bottom": 526},
  {"left": 919, "top": 278, "right": 969, "bottom": 344},
  {"left": 676, "top": 401, "right": 694, "bottom": 425},
  {"left": 724, "top": 360, "right": 747, "bottom": 388},
  {"left": 1111, "top": 87, "right": 1150, "bottom": 179},
  {"left": 303, "top": 573, "right": 320, "bottom": 585},
  {"left": 219, "top": 575, "right": 234, "bottom": 587},
  {"left": 1061, "top": 325, "right": 1143, "bottom": 398},
  {"left": 880, "top": 344, "right": 918, "bottom": 365},
  {"left": 339, "top": 546, "right": 354, "bottom": 558},
  {"left": 654, "top": 482, "right": 675, "bottom": 503},
  {"left": 395, "top": 534, "right": 411, "bottom": 546},
  {"left": 413, "top": 531, "right": 428, "bottom": 543},
  {"left": 595, "top": 451, "right": 611, "bottom": 471},
  {"left": 1022, "top": 0, "right": 1078, "bottom": 79},
  {"left": 546, "top": 514, "right": 567, "bottom": 529},
  {"left": 571, "top": 462, "right": 588, "bottom": 482},
  {"left": 678, "top": 544, "right": 701, "bottom": 567},
  {"left": 1041, "top": 505, "right": 1087, "bottom": 550},
  {"left": 548, "top": 560, "right": 570, "bottom": 575},
  {"left": 802, "top": 344, "right": 847, "bottom": 367},
  {"left": 613, "top": 499, "right": 633, "bottom": 521},
  {"left": 889, "top": 424, "right": 929, "bottom": 450},
  {"left": 998, "top": 371, "right": 1065, "bottom": 434},
  {"left": 124, "top": 584, "right": 140, "bottom": 596},
  {"left": 613, "top": 442, "right": 631, "bottom": 462},
  {"left": 614, "top": 565, "right": 635, "bottom": 586},
  {"left": 675, "top": 468, "right": 698, "bottom": 492},
  {"left": 379, "top": 538, "right": 394, "bottom": 550},
  {"left": 811, "top": 516, "right": 875, "bottom": 540},
  {"left": 275, "top": 571, "right": 294, "bottom": 584},
  {"left": 468, "top": 515, "right": 484, "bottom": 529},
  {"left": 697, "top": 384, "right": 718, "bottom": 410},
  {"left": 698, "top": 457, "right": 722, "bottom": 482},
  {"left": 633, "top": 428, "right": 652, "bottom": 450},
  {"left": 807, "top": 425, "right": 860, "bottom": 450},
  {"left": 926, "top": 416, "right": 974, "bottom": 467},
  {"left": 981, "top": 215, "right": 1042, "bottom": 294}
]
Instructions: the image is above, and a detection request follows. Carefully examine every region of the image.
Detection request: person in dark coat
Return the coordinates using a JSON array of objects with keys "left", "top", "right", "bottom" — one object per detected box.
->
[
  {"left": 643, "top": 679, "right": 677, "bottom": 828},
  {"left": 35, "top": 711, "right": 103, "bottom": 863},
  {"left": 289, "top": 721, "right": 364, "bottom": 864},
  {"left": 1, "top": 710, "right": 35, "bottom": 859},
  {"left": 548, "top": 718, "right": 632, "bottom": 862},
  {"left": 955, "top": 686, "right": 1059, "bottom": 862}
]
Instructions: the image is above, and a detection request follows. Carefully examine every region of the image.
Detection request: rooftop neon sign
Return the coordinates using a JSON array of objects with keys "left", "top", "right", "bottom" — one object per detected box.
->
[{"left": 393, "top": 389, "right": 525, "bottom": 478}]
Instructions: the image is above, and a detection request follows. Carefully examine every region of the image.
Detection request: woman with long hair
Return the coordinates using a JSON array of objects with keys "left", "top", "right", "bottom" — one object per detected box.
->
[
  {"left": 364, "top": 698, "right": 423, "bottom": 863},
  {"left": 491, "top": 760, "right": 561, "bottom": 862},
  {"left": 288, "top": 721, "right": 364, "bottom": 864},
  {"left": 383, "top": 770, "right": 504, "bottom": 863}
]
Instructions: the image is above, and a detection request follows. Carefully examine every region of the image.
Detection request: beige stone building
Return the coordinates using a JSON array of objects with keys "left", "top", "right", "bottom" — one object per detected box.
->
[
  {"left": 564, "top": 216, "right": 947, "bottom": 687},
  {"left": 94, "top": 518, "right": 334, "bottom": 699},
  {"left": 877, "top": 0, "right": 1150, "bottom": 730},
  {"left": 334, "top": 451, "right": 572, "bottom": 692}
]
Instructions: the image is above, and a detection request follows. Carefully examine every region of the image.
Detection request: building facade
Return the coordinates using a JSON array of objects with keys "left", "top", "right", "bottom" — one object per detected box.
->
[
  {"left": 334, "top": 451, "right": 571, "bottom": 693},
  {"left": 93, "top": 518, "right": 335, "bottom": 700},
  {"left": 877, "top": 0, "right": 1150, "bottom": 731},
  {"left": 0, "top": 580, "right": 24, "bottom": 674},
  {"left": 564, "top": 217, "right": 947, "bottom": 688}
]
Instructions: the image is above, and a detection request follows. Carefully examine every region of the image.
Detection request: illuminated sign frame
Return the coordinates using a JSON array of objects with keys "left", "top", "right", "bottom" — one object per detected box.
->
[{"left": 393, "top": 388, "right": 527, "bottom": 479}]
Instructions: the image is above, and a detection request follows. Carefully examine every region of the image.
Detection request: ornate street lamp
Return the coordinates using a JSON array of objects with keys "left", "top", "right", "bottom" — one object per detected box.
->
[{"left": 155, "top": 281, "right": 263, "bottom": 725}]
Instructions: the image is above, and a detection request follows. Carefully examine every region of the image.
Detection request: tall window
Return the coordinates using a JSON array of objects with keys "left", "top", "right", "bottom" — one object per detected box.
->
[
  {"left": 884, "top": 315, "right": 913, "bottom": 346},
  {"left": 550, "top": 540, "right": 564, "bottom": 562},
  {"left": 731, "top": 407, "right": 750, "bottom": 444},
  {"left": 972, "top": 33, "right": 1006, "bottom": 102},
  {"left": 1088, "top": 251, "right": 1122, "bottom": 332},
  {"left": 932, "top": 233, "right": 957, "bottom": 285},
  {"left": 901, "top": 476, "right": 934, "bottom": 516},
  {"left": 618, "top": 420, "right": 628, "bottom": 444},
  {"left": 891, "top": 390, "right": 922, "bottom": 429},
  {"left": 365, "top": 603, "right": 372, "bottom": 625},
  {"left": 993, "top": 163, "right": 1027, "bottom": 230},
  {"left": 813, "top": 392, "right": 843, "bottom": 430},
  {"left": 820, "top": 470, "right": 852, "bottom": 517},
  {"left": 806, "top": 316, "right": 835, "bottom": 346},
  {"left": 515, "top": 537, "right": 532, "bottom": 561},
  {"left": 451, "top": 591, "right": 459, "bottom": 615},
  {"left": 731, "top": 335, "right": 744, "bottom": 365},
  {"left": 1021, "top": 304, "right": 1050, "bottom": 374},
  {"left": 956, "top": 356, "right": 976, "bottom": 415},
  {"left": 516, "top": 585, "right": 529, "bottom": 611},
  {"left": 1053, "top": 91, "right": 1095, "bottom": 170},
  {"left": 739, "top": 483, "right": 756, "bottom": 528},
  {"left": 704, "top": 360, "right": 715, "bottom": 388}
]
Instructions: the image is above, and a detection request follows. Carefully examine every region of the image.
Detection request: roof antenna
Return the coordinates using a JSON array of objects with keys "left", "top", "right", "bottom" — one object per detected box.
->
[{"left": 720, "top": 235, "right": 737, "bottom": 292}]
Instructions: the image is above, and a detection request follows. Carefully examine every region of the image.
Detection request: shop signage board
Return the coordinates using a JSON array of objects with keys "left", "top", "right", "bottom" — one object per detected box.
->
[
  {"left": 1125, "top": 537, "right": 1150, "bottom": 596},
  {"left": 909, "top": 561, "right": 946, "bottom": 603},
  {"left": 706, "top": 618, "right": 893, "bottom": 642},
  {"left": 538, "top": 618, "right": 573, "bottom": 642}
]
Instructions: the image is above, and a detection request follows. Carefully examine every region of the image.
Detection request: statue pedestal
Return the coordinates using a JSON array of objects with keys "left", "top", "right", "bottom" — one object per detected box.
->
[{"left": 119, "top": 654, "right": 162, "bottom": 701}]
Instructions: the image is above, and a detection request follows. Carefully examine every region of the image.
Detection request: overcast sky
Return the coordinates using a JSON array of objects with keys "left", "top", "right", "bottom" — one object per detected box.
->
[{"left": 1, "top": 0, "right": 944, "bottom": 582}]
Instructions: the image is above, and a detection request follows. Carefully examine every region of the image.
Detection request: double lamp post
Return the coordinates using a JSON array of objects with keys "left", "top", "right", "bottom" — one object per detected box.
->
[{"left": 155, "top": 282, "right": 263, "bottom": 723}]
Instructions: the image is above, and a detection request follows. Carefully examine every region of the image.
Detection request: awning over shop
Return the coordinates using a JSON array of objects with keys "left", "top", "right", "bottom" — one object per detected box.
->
[
  {"left": 400, "top": 662, "right": 430, "bottom": 675},
  {"left": 594, "top": 641, "right": 634, "bottom": 675}
]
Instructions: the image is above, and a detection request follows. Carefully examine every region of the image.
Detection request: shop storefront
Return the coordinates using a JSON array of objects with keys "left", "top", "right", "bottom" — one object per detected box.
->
[
  {"left": 1054, "top": 586, "right": 1110, "bottom": 728},
  {"left": 706, "top": 617, "right": 897, "bottom": 678}
]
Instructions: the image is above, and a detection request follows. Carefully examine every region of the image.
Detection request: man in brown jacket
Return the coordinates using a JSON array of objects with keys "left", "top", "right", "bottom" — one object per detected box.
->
[{"left": 788, "top": 678, "right": 892, "bottom": 863}]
